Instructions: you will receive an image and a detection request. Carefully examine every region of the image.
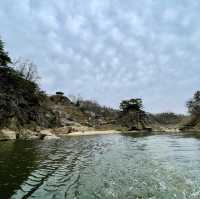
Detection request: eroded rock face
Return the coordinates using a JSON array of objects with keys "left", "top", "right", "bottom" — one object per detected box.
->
[
  {"left": 0, "top": 129, "right": 17, "bottom": 140},
  {"left": 53, "top": 126, "right": 72, "bottom": 135},
  {"left": 0, "top": 67, "right": 61, "bottom": 131}
]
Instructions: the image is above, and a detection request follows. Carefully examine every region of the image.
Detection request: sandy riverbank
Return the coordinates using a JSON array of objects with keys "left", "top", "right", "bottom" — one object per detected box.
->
[
  {"left": 64, "top": 130, "right": 122, "bottom": 136},
  {"left": 63, "top": 128, "right": 182, "bottom": 137}
]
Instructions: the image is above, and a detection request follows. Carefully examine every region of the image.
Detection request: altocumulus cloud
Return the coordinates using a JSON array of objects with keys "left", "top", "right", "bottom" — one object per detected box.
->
[{"left": 1, "top": 0, "right": 200, "bottom": 113}]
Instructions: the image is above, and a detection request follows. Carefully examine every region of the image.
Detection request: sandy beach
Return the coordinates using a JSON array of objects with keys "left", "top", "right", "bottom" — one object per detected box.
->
[{"left": 65, "top": 130, "right": 122, "bottom": 136}]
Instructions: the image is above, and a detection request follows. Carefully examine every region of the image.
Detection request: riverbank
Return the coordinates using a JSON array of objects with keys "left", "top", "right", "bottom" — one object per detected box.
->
[
  {"left": 64, "top": 128, "right": 182, "bottom": 137},
  {"left": 0, "top": 126, "right": 187, "bottom": 141},
  {"left": 0, "top": 127, "right": 140, "bottom": 140},
  {"left": 64, "top": 130, "right": 122, "bottom": 136}
]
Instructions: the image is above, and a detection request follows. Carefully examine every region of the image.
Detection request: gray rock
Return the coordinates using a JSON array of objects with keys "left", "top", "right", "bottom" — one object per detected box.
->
[
  {"left": 0, "top": 129, "right": 17, "bottom": 140},
  {"left": 40, "top": 129, "right": 60, "bottom": 140}
]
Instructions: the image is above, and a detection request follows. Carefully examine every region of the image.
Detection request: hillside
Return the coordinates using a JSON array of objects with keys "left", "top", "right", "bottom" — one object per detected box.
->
[
  {"left": 0, "top": 66, "right": 61, "bottom": 131},
  {"left": 0, "top": 65, "right": 171, "bottom": 138},
  {"left": 0, "top": 67, "right": 153, "bottom": 133},
  {"left": 0, "top": 65, "right": 190, "bottom": 139}
]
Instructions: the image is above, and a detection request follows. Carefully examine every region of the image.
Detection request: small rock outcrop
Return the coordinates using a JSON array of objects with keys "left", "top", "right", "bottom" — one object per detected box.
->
[
  {"left": 0, "top": 129, "right": 17, "bottom": 141},
  {"left": 40, "top": 129, "right": 60, "bottom": 140}
]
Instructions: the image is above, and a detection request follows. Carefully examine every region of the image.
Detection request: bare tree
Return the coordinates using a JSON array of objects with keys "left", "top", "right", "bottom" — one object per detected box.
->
[
  {"left": 12, "top": 58, "right": 40, "bottom": 83},
  {"left": 68, "top": 94, "right": 83, "bottom": 104}
]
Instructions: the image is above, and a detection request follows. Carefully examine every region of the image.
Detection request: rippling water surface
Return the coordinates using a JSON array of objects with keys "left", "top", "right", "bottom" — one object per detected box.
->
[{"left": 1, "top": 133, "right": 200, "bottom": 198}]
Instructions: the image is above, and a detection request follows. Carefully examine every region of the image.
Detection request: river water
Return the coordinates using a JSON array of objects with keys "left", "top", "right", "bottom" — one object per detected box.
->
[{"left": 1, "top": 133, "right": 200, "bottom": 199}]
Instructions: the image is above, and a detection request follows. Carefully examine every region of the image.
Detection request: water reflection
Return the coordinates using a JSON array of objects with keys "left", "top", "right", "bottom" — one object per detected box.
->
[
  {"left": 1, "top": 134, "right": 200, "bottom": 198},
  {"left": 0, "top": 140, "right": 38, "bottom": 198},
  {"left": 12, "top": 136, "right": 109, "bottom": 198}
]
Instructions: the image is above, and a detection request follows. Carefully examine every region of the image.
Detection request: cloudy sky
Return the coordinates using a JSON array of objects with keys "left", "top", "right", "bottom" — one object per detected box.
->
[{"left": 1, "top": 0, "right": 200, "bottom": 113}]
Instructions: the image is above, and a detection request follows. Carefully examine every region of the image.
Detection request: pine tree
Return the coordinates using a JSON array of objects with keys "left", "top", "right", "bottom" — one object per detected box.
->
[{"left": 0, "top": 38, "right": 11, "bottom": 66}]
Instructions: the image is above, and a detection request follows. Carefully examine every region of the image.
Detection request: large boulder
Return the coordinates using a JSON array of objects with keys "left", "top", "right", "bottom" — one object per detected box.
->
[
  {"left": 0, "top": 129, "right": 17, "bottom": 140},
  {"left": 40, "top": 129, "right": 60, "bottom": 140},
  {"left": 18, "top": 129, "right": 40, "bottom": 139}
]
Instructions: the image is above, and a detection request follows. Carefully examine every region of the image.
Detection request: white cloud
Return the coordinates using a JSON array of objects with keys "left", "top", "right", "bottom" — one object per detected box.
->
[
  {"left": 65, "top": 15, "right": 86, "bottom": 34},
  {"left": 1, "top": 0, "right": 200, "bottom": 113},
  {"left": 163, "top": 8, "right": 179, "bottom": 22}
]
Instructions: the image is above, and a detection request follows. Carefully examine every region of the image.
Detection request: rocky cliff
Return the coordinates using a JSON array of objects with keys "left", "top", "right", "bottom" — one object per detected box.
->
[{"left": 0, "top": 66, "right": 61, "bottom": 131}]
